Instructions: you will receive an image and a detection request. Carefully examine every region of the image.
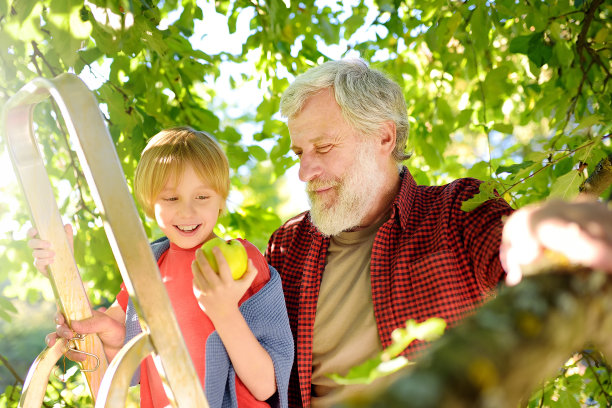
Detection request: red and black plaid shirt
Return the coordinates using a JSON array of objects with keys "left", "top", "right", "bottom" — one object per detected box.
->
[{"left": 265, "top": 168, "right": 514, "bottom": 407}]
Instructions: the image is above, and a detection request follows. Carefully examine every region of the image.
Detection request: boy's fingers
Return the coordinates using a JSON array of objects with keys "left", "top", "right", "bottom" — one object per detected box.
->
[
  {"left": 212, "top": 247, "right": 232, "bottom": 282},
  {"left": 26, "top": 227, "right": 38, "bottom": 239},
  {"left": 194, "top": 250, "right": 220, "bottom": 283},
  {"left": 28, "top": 238, "right": 51, "bottom": 250},
  {"left": 192, "top": 265, "right": 207, "bottom": 293},
  {"left": 240, "top": 259, "right": 258, "bottom": 287},
  {"left": 232, "top": 259, "right": 257, "bottom": 291}
]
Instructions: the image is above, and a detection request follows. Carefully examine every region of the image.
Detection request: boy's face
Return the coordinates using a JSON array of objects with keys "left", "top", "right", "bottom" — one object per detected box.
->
[{"left": 153, "top": 162, "right": 224, "bottom": 249}]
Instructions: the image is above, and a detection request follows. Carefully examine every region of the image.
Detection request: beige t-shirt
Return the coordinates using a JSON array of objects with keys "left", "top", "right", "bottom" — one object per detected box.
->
[{"left": 311, "top": 215, "right": 389, "bottom": 408}]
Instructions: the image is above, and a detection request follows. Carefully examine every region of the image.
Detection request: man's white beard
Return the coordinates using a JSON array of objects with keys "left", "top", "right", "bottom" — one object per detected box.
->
[{"left": 307, "top": 141, "right": 385, "bottom": 236}]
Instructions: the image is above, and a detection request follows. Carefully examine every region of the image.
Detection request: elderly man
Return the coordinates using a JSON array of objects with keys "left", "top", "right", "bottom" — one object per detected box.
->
[{"left": 264, "top": 59, "right": 612, "bottom": 408}]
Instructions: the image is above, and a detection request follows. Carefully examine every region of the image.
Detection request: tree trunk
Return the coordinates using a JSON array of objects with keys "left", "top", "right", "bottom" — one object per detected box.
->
[{"left": 339, "top": 271, "right": 612, "bottom": 408}]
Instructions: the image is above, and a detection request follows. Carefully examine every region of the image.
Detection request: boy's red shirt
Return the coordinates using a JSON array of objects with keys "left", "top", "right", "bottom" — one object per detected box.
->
[{"left": 116, "top": 238, "right": 270, "bottom": 407}]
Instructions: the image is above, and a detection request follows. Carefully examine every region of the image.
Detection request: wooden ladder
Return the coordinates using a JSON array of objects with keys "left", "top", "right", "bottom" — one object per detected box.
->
[{"left": 2, "top": 73, "right": 209, "bottom": 408}]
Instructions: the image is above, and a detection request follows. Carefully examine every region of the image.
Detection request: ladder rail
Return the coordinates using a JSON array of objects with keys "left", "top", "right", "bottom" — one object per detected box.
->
[
  {"left": 2, "top": 74, "right": 209, "bottom": 407},
  {"left": 18, "top": 340, "right": 67, "bottom": 408}
]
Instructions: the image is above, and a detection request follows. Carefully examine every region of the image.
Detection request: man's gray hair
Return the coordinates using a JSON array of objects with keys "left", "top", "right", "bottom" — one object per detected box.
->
[{"left": 280, "top": 59, "right": 410, "bottom": 163}]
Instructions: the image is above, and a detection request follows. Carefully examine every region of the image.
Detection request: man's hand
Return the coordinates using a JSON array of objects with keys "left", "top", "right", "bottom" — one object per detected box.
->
[
  {"left": 46, "top": 305, "right": 126, "bottom": 362},
  {"left": 501, "top": 199, "right": 612, "bottom": 286}
]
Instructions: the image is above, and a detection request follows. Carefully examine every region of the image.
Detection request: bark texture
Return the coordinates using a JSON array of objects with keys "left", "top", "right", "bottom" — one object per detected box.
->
[
  {"left": 580, "top": 154, "right": 612, "bottom": 198},
  {"left": 339, "top": 271, "right": 612, "bottom": 408}
]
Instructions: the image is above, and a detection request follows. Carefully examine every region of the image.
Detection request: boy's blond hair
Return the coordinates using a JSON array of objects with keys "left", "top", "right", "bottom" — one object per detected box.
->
[{"left": 134, "top": 127, "right": 230, "bottom": 218}]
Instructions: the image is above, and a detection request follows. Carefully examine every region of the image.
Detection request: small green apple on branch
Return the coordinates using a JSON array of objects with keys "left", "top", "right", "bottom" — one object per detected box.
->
[
  {"left": 328, "top": 318, "right": 446, "bottom": 385},
  {"left": 200, "top": 237, "right": 248, "bottom": 280}
]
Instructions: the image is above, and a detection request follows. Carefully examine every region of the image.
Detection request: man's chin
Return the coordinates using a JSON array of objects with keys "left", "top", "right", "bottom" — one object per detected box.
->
[{"left": 310, "top": 209, "right": 360, "bottom": 237}]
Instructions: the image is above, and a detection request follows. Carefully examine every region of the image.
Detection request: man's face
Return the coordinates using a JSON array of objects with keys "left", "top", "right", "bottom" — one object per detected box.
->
[{"left": 288, "top": 88, "right": 387, "bottom": 236}]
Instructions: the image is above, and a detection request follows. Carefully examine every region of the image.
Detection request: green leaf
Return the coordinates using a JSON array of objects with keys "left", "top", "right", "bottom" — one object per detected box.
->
[
  {"left": 572, "top": 114, "right": 603, "bottom": 133},
  {"left": 328, "top": 356, "right": 410, "bottom": 385},
  {"left": 436, "top": 98, "right": 453, "bottom": 126},
  {"left": 484, "top": 67, "right": 510, "bottom": 102},
  {"left": 554, "top": 42, "right": 574, "bottom": 68},
  {"left": 549, "top": 171, "right": 582, "bottom": 200},
  {"left": 467, "top": 161, "right": 490, "bottom": 180},
  {"left": 461, "top": 181, "right": 498, "bottom": 212},
  {"left": 496, "top": 161, "right": 535, "bottom": 176},
  {"left": 527, "top": 32, "right": 553, "bottom": 68},
  {"left": 0, "top": 295, "right": 17, "bottom": 322},
  {"left": 218, "top": 127, "right": 242, "bottom": 143},
  {"left": 328, "top": 318, "right": 446, "bottom": 385},
  {"left": 509, "top": 34, "right": 532, "bottom": 54},
  {"left": 471, "top": 5, "right": 489, "bottom": 50},
  {"left": 226, "top": 144, "right": 249, "bottom": 168},
  {"left": 492, "top": 123, "right": 513, "bottom": 134},
  {"left": 45, "top": 0, "right": 93, "bottom": 66},
  {"left": 455, "top": 109, "right": 473, "bottom": 129},
  {"left": 12, "top": 0, "right": 39, "bottom": 23},
  {"left": 509, "top": 32, "right": 553, "bottom": 67},
  {"left": 420, "top": 142, "right": 442, "bottom": 170},
  {"left": 248, "top": 145, "right": 268, "bottom": 161},
  {"left": 553, "top": 157, "right": 574, "bottom": 177}
]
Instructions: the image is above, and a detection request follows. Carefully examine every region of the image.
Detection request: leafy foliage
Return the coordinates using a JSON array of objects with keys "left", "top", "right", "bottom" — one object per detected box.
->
[
  {"left": 0, "top": 0, "right": 610, "bottom": 405},
  {"left": 328, "top": 318, "right": 446, "bottom": 385},
  {"left": 527, "top": 351, "right": 612, "bottom": 408}
]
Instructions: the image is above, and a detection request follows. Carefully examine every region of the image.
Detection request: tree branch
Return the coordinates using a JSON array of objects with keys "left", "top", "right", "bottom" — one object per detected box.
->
[
  {"left": 576, "top": 0, "right": 604, "bottom": 63},
  {"left": 342, "top": 272, "right": 612, "bottom": 408},
  {"left": 31, "top": 41, "right": 58, "bottom": 77},
  {"left": 29, "top": 42, "right": 98, "bottom": 218},
  {"left": 501, "top": 134, "right": 611, "bottom": 196},
  {"left": 580, "top": 153, "right": 612, "bottom": 197},
  {"left": 0, "top": 353, "right": 24, "bottom": 384}
]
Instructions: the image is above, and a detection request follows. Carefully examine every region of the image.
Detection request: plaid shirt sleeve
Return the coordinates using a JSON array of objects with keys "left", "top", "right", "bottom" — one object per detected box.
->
[{"left": 265, "top": 169, "right": 514, "bottom": 408}]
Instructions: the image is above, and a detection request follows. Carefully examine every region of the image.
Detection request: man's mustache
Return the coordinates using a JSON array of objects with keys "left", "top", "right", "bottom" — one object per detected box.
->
[{"left": 306, "top": 179, "right": 340, "bottom": 192}]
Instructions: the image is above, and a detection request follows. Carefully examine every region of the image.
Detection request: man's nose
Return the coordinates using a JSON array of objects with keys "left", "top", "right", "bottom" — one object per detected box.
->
[{"left": 298, "top": 152, "right": 321, "bottom": 183}]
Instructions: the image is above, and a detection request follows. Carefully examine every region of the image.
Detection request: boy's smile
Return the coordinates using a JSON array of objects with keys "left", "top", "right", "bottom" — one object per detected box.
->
[
  {"left": 176, "top": 224, "right": 200, "bottom": 233},
  {"left": 153, "top": 163, "right": 224, "bottom": 249}
]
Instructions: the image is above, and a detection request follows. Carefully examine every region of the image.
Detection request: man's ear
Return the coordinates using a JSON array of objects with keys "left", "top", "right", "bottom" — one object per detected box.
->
[{"left": 378, "top": 121, "right": 397, "bottom": 155}]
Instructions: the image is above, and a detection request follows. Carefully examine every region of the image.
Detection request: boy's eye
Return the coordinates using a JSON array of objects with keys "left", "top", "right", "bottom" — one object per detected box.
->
[
  {"left": 196, "top": 195, "right": 209, "bottom": 200},
  {"left": 163, "top": 197, "right": 178, "bottom": 202}
]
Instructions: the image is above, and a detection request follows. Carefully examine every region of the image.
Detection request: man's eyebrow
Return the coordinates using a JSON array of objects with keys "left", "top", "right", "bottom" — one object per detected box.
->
[{"left": 290, "top": 136, "right": 328, "bottom": 152}]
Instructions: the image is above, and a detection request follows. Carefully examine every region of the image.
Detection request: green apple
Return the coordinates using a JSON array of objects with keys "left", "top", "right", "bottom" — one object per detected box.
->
[{"left": 200, "top": 237, "right": 248, "bottom": 280}]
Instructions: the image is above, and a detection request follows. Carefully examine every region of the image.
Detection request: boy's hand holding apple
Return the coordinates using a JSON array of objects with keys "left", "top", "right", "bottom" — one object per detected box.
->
[{"left": 191, "top": 237, "right": 258, "bottom": 320}]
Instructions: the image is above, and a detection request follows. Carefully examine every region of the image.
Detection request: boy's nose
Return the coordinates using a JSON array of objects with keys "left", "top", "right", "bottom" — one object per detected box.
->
[{"left": 179, "top": 201, "right": 196, "bottom": 215}]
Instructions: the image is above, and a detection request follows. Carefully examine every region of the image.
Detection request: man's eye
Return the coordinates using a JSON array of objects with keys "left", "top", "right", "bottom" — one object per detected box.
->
[{"left": 316, "top": 145, "right": 333, "bottom": 153}]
